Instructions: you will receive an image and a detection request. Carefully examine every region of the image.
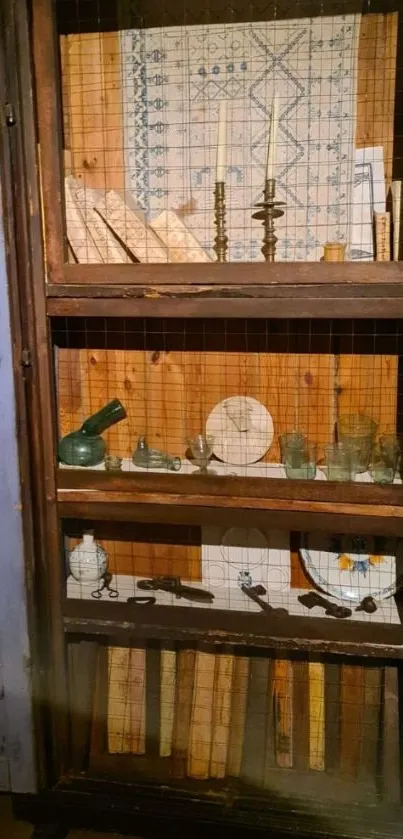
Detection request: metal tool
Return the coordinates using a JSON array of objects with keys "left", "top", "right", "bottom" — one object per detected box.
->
[
  {"left": 298, "top": 591, "right": 352, "bottom": 619},
  {"left": 241, "top": 583, "right": 288, "bottom": 615},
  {"left": 91, "top": 571, "right": 119, "bottom": 600},
  {"left": 355, "top": 595, "right": 377, "bottom": 614},
  {"left": 137, "top": 576, "right": 215, "bottom": 603},
  {"left": 127, "top": 596, "right": 157, "bottom": 606}
]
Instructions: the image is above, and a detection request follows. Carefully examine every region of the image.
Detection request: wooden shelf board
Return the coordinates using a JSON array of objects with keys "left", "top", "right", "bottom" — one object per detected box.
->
[
  {"left": 47, "top": 273, "right": 403, "bottom": 318},
  {"left": 63, "top": 598, "right": 403, "bottom": 659},
  {"left": 57, "top": 471, "right": 403, "bottom": 536},
  {"left": 58, "top": 262, "right": 403, "bottom": 285}
]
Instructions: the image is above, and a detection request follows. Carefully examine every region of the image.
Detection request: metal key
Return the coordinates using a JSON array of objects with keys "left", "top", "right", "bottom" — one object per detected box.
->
[
  {"left": 298, "top": 591, "right": 351, "bottom": 619},
  {"left": 241, "top": 583, "right": 288, "bottom": 615}
]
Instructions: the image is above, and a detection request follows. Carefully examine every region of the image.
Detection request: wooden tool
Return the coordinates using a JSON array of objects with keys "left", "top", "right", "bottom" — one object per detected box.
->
[
  {"left": 298, "top": 591, "right": 352, "bottom": 619},
  {"left": 392, "top": 180, "right": 402, "bottom": 261},
  {"left": 374, "top": 212, "right": 391, "bottom": 261}
]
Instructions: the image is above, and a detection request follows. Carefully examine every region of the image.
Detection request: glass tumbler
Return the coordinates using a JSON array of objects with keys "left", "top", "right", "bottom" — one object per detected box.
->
[
  {"left": 281, "top": 435, "right": 316, "bottom": 480},
  {"left": 325, "top": 442, "right": 358, "bottom": 482},
  {"left": 370, "top": 443, "right": 398, "bottom": 485},
  {"left": 336, "top": 414, "right": 377, "bottom": 473},
  {"left": 187, "top": 434, "right": 215, "bottom": 474},
  {"left": 379, "top": 434, "right": 400, "bottom": 468}
]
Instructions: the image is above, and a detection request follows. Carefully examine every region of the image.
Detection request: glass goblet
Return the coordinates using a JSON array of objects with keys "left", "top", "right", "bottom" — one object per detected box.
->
[{"left": 187, "top": 434, "right": 215, "bottom": 474}]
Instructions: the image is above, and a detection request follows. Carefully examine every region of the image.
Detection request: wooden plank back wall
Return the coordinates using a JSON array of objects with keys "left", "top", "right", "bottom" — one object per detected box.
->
[
  {"left": 58, "top": 14, "right": 398, "bottom": 200},
  {"left": 57, "top": 349, "right": 397, "bottom": 463}
]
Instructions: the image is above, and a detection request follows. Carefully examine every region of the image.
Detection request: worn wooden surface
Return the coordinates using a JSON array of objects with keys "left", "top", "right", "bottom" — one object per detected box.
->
[
  {"left": 172, "top": 648, "right": 195, "bottom": 778},
  {"left": 63, "top": 598, "right": 403, "bottom": 658},
  {"left": 57, "top": 348, "right": 397, "bottom": 458},
  {"left": 79, "top": 643, "right": 397, "bottom": 805},
  {"left": 356, "top": 13, "right": 398, "bottom": 188},
  {"left": 34, "top": 0, "right": 65, "bottom": 278},
  {"left": 60, "top": 33, "right": 124, "bottom": 192},
  {"left": 59, "top": 260, "right": 403, "bottom": 285}
]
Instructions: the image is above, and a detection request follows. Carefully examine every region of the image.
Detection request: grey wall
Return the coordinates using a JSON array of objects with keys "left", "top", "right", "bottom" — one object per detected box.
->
[{"left": 0, "top": 179, "right": 37, "bottom": 793}]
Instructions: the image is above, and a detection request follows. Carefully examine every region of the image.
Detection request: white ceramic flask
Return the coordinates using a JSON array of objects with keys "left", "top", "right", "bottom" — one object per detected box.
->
[{"left": 69, "top": 532, "right": 107, "bottom": 582}]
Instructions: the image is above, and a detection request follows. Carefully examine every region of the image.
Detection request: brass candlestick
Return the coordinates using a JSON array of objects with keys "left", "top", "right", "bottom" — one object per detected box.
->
[
  {"left": 252, "top": 178, "right": 286, "bottom": 262},
  {"left": 213, "top": 181, "right": 228, "bottom": 262}
]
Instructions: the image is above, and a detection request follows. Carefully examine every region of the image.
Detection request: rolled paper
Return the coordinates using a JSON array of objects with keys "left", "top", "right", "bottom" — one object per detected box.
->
[
  {"left": 266, "top": 95, "right": 278, "bottom": 180},
  {"left": 216, "top": 101, "right": 227, "bottom": 182}
]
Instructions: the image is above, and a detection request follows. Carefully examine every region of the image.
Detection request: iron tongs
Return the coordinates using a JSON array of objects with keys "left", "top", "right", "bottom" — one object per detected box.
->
[{"left": 137, "top": 576, "right": 215, "bottom": 603}]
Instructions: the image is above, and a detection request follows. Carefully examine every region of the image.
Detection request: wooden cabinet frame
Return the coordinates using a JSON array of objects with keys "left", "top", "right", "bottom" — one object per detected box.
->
[{"left": 4, "top": 0, "right": 403, "bottom": 823}]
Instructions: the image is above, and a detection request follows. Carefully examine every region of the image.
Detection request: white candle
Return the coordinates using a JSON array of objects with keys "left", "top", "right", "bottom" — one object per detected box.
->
[
  {"left": 266, "top": 96, "right": 279, "bottom": 180},
  {"left": 216, "top": 101, "right": 227, "bottom": 182}
]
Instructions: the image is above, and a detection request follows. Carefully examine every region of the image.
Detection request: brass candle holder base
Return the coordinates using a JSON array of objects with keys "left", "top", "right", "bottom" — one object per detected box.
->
[
  {"left": 213, "top": 181, "right": 228, "bottom": 262},
  {"left": 252, "top": 178, "right": 286, "bottom": 262}
]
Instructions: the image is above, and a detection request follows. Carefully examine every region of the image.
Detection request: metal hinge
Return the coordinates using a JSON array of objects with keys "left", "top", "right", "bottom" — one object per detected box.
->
[
  {"left": 21, "top": 348, "right": 32, "bottom": 368},
  {"left": 4, "top": 102, "right": 16, "bottom": 127}
]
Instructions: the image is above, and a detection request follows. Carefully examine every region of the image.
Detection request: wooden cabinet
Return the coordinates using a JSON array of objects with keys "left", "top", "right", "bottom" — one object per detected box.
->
[{"left": 3, "top": 0, "right": 403, "bottom": 835}]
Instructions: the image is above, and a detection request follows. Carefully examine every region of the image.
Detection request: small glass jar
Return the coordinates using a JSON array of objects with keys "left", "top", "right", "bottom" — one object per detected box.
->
[
  {"left": 104, "top": 454, "right": 123, "bottom": 472},
  {"left": 280, "top": 433, "right": 316, "bottom": 480},
  {"left": 325, "top": 442, "right": 358, "bottom": 482},
  {"left": 336, "top": 414, "right": 377, "bottom": 473},
  {"left": 370, "top": 443, "right": 398, "bottom": 485}
]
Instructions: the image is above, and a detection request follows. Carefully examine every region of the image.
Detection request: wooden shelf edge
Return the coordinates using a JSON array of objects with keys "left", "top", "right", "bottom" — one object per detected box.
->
[
  {"left": 57, "top": 262, "right": 403, "bottom": 286},
  {"left": 57, "top": 471, "right": 403, "bottom": 534},
  {"left": 63, "top": 599, "right": 403, "bottom": 659},
  {"left": 46, "top": 281, "right": 403, "bottom": 318},
  {"left": 57, "top": 469, "right": 403, "bottom": 505}
]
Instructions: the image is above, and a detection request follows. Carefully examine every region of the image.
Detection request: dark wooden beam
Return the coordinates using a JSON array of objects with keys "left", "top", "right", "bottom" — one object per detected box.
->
[
  {"left": 63, "top": 599, "right": 403, "bottom": 660},
  {"left": 57, "top": 470, "right": 403, "bottom": 536}
]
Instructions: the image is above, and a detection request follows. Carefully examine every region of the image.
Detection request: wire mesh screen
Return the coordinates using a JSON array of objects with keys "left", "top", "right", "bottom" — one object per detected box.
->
[
  {"left": 67, "top": 638, "right": 401, "bottom": 806},
  {"left": 56, "top": 0, "right": 401, "bottom": 265},
  {"left": 57, "top": 316, "right": 403, "bottom": 625},
  {"left": 64, "top": 519, "right": 403, "bottom": 624},
  {"left": 54, "top": 316, "right": 403, "bottom": 467}
]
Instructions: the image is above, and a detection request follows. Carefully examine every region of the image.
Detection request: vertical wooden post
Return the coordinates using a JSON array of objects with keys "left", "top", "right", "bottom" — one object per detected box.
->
[
  {"left": 7, "top": 0, "right": 69, "bottom": 781},
  {"left": 32, "top": 0, "right": 66, "bottom": 280}
]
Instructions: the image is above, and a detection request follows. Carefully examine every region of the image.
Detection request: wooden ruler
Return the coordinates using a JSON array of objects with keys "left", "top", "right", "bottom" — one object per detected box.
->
[{"left": 374, "top": 212, "right": 391, "bottom": 261}]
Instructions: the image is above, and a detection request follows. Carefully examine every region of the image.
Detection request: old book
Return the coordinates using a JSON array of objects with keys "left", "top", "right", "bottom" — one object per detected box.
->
[
  {"left": 241, "top": 656, "right": 271, "bottom": 787},
  {"left": 149, "top": 210, "right": 213, "bottom": 262},
  {"left": 340, "top": 663, "right": 364, "bottom": 779},
  {"left": 292, "top": 660, "right": 309, "bottom": 772},
  {"left": 107, "top": 647, "right": 146, "bottom": 754},
  {"left": 226, "top": 656, "right": 249, "bottom": 777},
  {"left": 73, "top": 183, "right": 134, "bottom": 263},
  {"left": 172, "top": 648, "right": 195, "bottom": 778},
  {"left": 210, "top": 653, "right": 234, "bottom": 779},
  {"left": 273, "top": 659, "right": 293, "bottom": 768},
  {"left": 309, "top": 662, "right": 325, "bottom": 771},
  {"left": 381, "top": 666, "right": 400, "bottom": 802},
  {"left": 359, "top": 666, "right": 381, "bottom": 788},
  {"left": 187, "top": 650, "right": 215, "bottom": 779},
  {"left": 160, "top": 648, "right": 176, "bottom": 758},
  {"left": 64, "top": 177, "right": 103, "bottom": 263},
  {"left": 95, "top": 190, "right": 168, "bottom": 262}
]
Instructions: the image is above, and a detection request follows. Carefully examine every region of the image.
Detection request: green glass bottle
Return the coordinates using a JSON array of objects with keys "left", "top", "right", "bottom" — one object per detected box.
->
[{"left": 58, "top": 399, "right": 127, "bottom": 467}]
